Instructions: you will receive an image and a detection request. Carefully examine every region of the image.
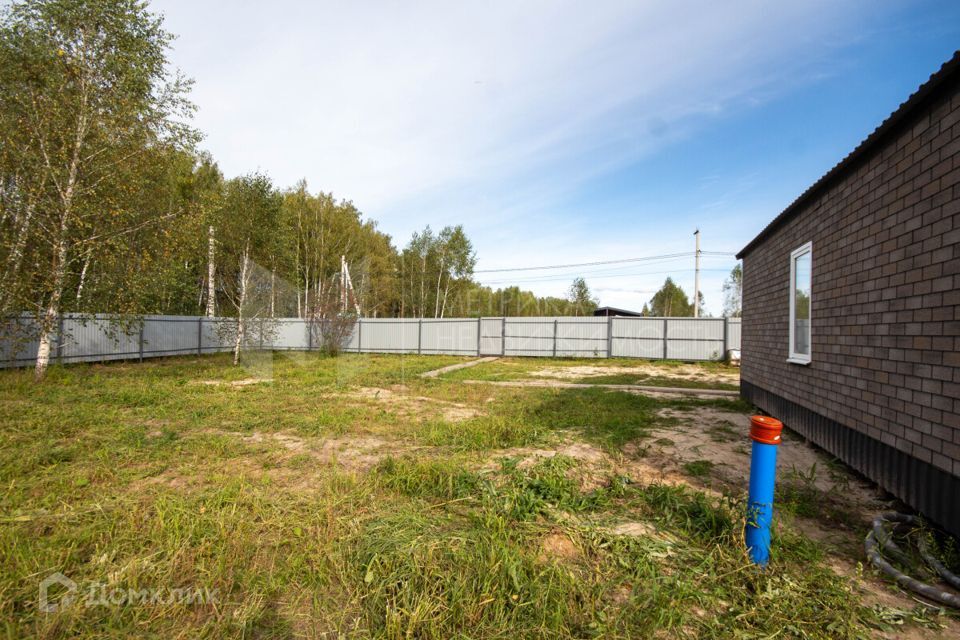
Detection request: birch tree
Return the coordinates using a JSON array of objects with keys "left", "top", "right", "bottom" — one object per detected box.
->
[
  {"left": 0, "top": 0, "right": 194, "bottom": 379},
  {"left": 215, "top": 174, "right": 281, "bottom": 365},
  {"left": 721, "top": 263, "right": 742, "bottom": 318}
]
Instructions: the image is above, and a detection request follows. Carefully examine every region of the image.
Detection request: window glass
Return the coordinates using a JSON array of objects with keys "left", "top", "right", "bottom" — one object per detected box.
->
[{"left": 792, "top": 249, "right": 811, "bottom": 358}]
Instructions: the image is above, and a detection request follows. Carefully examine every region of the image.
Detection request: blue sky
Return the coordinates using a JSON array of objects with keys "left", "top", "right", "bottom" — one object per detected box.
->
[{"left": 152, "top": 0, "right": 960, "bottom": 315}]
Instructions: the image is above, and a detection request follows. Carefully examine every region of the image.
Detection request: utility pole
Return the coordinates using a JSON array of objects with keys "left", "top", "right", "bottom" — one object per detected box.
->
[{"left": 693, "top": 229, "right": 701, "bottom": 318}]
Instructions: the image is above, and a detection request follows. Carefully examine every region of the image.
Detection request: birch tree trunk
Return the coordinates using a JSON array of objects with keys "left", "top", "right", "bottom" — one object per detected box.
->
[
  {"left": 419, "top": 253, "right": 426, "bottom": 318},
  {"left": 35, "top": 236, "right": 69, "bottom": 380},
  {"left": 232, "top": 248, "right": 250, "bottom": 365},
  {"left": 206, "top": 225, "right": 216, "bottom": 317},
  {"left": 0, "top": 200, "right": 34, "bottom": 307},
  {"left": 75, "top": 250, "right": 92, "bottom": 306},
  {"left": 35, "top": 77, "right": 87, "bottom": 379},
  {"left": 434, "top": 257, "right": 444, "bottom": 318},
  {"left": 440, "top": 276, "right": 451, "bottom": 319},
  {"left": 304, "top": 263, "right": 310, "bottom": 318}
]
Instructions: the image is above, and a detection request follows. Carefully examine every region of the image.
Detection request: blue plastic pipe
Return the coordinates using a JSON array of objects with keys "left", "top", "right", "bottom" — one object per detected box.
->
[{"left": 745, "top": 416, "right": 783, "bottom": 567}]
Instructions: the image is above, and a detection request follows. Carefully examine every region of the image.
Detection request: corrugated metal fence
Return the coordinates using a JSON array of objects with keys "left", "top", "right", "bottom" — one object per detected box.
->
[{"left": 0, "top": 314, "right": 741, "bottom": 367}]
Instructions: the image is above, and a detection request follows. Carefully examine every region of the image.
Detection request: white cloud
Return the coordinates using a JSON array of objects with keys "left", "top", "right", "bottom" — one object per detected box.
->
[{"left": 152, "top": 0, "right": 877, "bottom": 314}]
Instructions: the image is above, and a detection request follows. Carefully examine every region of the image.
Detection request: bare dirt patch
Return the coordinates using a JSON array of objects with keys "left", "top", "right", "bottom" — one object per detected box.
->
[
  {"left": 134, "top": 430, "right": 415, "bottom": 493},
  {"left": 485, "top": 439, "right": 692, "bottom": 492},
  {"left": 228, "top": 429, "right": 407, "bottom": 472},
  {"left": 340, "top": 386, "right": 482, "bottom": 422},
  {"left": 530, "top": 363, "right": 739, "bottom": 386},
  {"left": 539, "top": 532, "right": 580, "bottom": 562},
  {"left": 609, "top": 521, "right": 658, "bottom": 538},
  {"left": 196, "top": 377, "right": 270, "bottom": 387},
  {"left": 650, "top": 407, "right": 885, "bottom": 507}
]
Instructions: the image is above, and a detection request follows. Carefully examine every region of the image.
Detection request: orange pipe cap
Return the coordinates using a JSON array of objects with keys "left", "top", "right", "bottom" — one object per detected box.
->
[{"left": 750, "top": 416, "right": 783, "bottom": 445}]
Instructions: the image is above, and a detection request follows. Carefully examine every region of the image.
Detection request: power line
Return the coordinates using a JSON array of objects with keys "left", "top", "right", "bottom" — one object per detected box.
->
[
  {"left": 479, "top": 267, "right": 733, "bottom": 286},
  {"left": 473, "top": 251, "right": 735, "bottom": 273},
  {"left": 476, "top": 254, "right": 730, "bottom": 283}
]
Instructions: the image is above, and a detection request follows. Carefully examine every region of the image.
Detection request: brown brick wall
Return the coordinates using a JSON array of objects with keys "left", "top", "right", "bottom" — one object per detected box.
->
[{"left": 741, "top": 81, "right": 960, "bottom": 479}]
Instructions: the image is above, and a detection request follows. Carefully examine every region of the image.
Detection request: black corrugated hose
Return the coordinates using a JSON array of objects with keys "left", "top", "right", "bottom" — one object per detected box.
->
[{"left": 864, "top": 512, "right": 960, "bottom": 609}]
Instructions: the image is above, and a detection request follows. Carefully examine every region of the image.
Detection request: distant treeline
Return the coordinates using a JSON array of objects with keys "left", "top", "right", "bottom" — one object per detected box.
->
[{"left": 0, "top": 0, "right": 600, "bottom": 377}]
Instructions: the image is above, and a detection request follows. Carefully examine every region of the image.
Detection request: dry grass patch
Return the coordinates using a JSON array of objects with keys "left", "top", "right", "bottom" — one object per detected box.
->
[
  {"left": 335, "top": 385, "right": 483, "bottom": 422},
  {"left": 530, "top": 362, "right": 739, "bottom": 386}
]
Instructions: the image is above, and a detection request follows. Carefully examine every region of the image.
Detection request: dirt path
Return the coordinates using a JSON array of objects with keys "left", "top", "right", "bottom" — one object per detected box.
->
[
  {"left": 420, "top": 356, "right": 499, "bottom": 378},
  {"left": 461, "top": 378, "right": 739, "bottom": 398},
  {"left": 531, "top": 363, "right": 740, "bottom": 386}
]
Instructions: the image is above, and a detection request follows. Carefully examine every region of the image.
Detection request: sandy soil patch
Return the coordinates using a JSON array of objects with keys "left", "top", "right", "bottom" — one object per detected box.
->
[
  {"left": 609, "top": 521, "right": 659, "bottom": 538},
  {"left": 196, "top": 377, "right": 270, "bottom": 387},
  {"left": 135, "top": 430, "right": 414, "bottom": 493},
  {"left": 650, "top": 407, "right": 884, "bottom": 504},
  {"left": 539, "top": 532, "right": 581, "bottom": 562},
  {"left": 229, "top": 430, "right": 407, "bottom": 472},
  {"left": 530, "top": 364, "right": 738, "bottom": 386},
  {"left": 340, "top": 386, "right": 481, "bottom": 422},
  {"left": 485, "top": 439, "right": 693, "bottom": 492}
]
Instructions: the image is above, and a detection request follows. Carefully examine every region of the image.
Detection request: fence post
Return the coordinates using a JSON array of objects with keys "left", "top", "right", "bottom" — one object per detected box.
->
[
  {"left": 501, "top": 317, "right": 506, "bottom": 356},
  {"left": 606, "top": 315, "right": 613, "bottom": 358},
  {"left": 138, "top": 321, "right": 144, "bottom": 362},
  {"left": 307, "top": 318, "right": 313, "bottom": 351},
  {"left": 259, "top": 317, "right": 264, "bottom": 350},
  {"left": 417, "top": 318, "right": 422, "bottom": 355},
  {"left": 57, "top": 314, "right": 64, "bottom": 364},
  {"left": 357, "top": 318, "right": 363, "bottom": 353},
  {"left": 552, "top": 319, "right": 558, "bottom": 358},
  {"left": 197, "top": 317, "right": 203, "bottom": 355},
  {"left": 662, "top": 318, "right": 669, "bottom": 360},
  {"left": 476, "top": 317, "right": 482, "bottom": 356}
]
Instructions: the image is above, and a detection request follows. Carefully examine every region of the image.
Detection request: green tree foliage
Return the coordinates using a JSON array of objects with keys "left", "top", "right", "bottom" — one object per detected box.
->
[
  {"left": 0, "top": 0, "right": 197, "bottom": 378},
  {"left": 399, "top": 225, "right": 476, "bottom": 318},
  {"left": 282, "top": 181, "right": 398, "bottom": 319},
  {"left": 3, "top": 0, "right": 761, "bottom": 376},
  {"left": 721, "top": 263, "right": 742, "bottom": 318},
  {"left": 648, "top": 278, "right": 695, "bottom": 317},
  {"left": 445, "top": 284, "right": 581, "bottom": 317},
  {"left": 567, "top": 277, "right": 598, "bottom": 316}
]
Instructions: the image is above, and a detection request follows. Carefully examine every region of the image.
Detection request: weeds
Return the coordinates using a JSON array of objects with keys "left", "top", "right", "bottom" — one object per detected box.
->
[
  {"left": 0, "top": 353, "right": 921, "bottom": 637},
  {"left": 682, "top": 459, "right": 715, "bottom": 478}
]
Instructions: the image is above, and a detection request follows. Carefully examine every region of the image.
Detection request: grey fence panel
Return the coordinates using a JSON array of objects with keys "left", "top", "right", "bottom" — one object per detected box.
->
[
  {"left": 142, "top": 315, "right": 201, "bottom": 358},
  {"left": 665, "top": 318, "right": 725, "bottom": 361},
  {"left": 479, "top": 317, "right": 503, "bottom": 355},
  {"left": 1, "top": 314, "right": 743, "bottom": 367},
  {"left": 727, "top": 318, "right": 742, "bottom": 351},
  {"left": 610, "top": 317, "right": 665, "bottom": 359},
  {"left": 356, "top": 318, "right": 420, "bottom": 354},
  {"left": 272, "top": 319, "right": 309, "bottom": 350},
  {"left": 200, "top": 318, "right": 235, "bottom": 354},
  {"left": 505, "top": 317, "right": 556, "bottom": 357},
  {"left": 419, "top": 318, "right": 480, "bottom": 355},
  {"left": 0, "top": 316, "right": 41, "bottom": 367},
  {"left": 343, "top": 322, "right": 361, "bottom": 351},
  {"left": 556, "top": 317, "right": 608, "bottom": 357},
  {"left": 62, "top": 315, "right": 139, "bottom": 363}
]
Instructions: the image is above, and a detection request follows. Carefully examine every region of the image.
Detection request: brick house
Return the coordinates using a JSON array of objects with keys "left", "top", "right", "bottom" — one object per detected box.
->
[{"left": 737, "top": 51, "right": 960, "bottom": 537}]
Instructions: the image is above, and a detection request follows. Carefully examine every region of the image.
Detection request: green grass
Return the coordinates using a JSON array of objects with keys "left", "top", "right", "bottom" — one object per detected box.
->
[
  {"left": 440, "top": 356, "right": 740, "bottom": 390},
  {"left": 571, "top": 373, "right": 740, "bottom": 391},
  {"left": 0, "top": 352, "right": 927, "bottom": 637},
  {"left": 681, "top": 459, "right": 715, "bottom": 478}
]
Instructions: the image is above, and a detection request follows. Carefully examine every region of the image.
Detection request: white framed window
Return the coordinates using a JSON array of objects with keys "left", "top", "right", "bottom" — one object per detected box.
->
[{"left": 788, "top": 242, "right": 812, "bottom": 364}]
